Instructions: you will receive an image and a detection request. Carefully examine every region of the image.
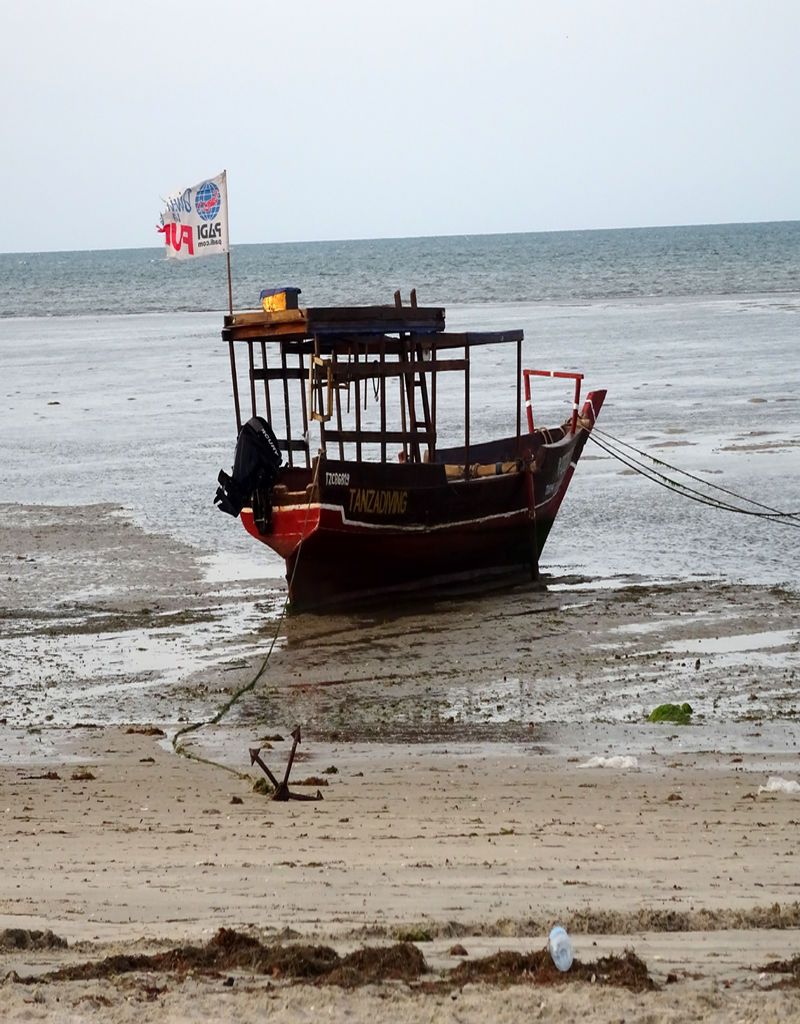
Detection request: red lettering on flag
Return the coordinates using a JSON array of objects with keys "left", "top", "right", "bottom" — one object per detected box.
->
[{"left": 157, "top": 222, "right": 194, "bottom": 255}]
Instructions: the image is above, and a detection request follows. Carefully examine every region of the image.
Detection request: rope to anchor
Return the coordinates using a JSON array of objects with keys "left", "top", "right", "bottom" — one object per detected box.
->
[{"left": 171, "top": 458, "right": 322, "bottom": 774}]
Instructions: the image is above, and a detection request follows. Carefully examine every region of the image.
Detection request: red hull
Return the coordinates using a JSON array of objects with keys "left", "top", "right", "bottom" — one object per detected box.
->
[{"left": 241, "top": 390, "right": 605, "bottom": 609}]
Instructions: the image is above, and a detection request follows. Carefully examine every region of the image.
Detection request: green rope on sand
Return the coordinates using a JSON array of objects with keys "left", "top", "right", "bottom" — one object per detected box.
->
[
  {"left": 647, "top": 702, "right": 693, "bottom": 724},
  {"left": 171, "top": 460, "right": 320, "bottom": 774},
  {"left": 171, "top": 596, "right": 288, "bottom": 770}
]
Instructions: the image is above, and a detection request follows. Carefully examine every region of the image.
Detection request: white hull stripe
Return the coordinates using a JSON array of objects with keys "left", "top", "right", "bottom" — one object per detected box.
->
[{"left": 243, "top": 497, "right": 561, "bottom": 533}]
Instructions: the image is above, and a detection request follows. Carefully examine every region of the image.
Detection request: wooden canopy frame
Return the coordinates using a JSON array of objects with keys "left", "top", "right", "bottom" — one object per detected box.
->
[{"left": 221, "top": 291, "right": 524, "bottom": 471}]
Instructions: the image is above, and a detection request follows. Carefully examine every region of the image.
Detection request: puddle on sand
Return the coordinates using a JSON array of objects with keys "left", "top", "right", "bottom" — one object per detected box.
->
[
  {"left": 605, "top": 616, "right": 698, "bottom": 639},
  {"left": 200, "top": 551, "right": 283, "bottom": 584},
  {"left": 548, "top": 572, "right": 720, "bottom": 594},
  {"left": 0, "top": 601, "right": 279, "bottom": 729},
  {"left": 59, "top": 584, "right": 120, "bottom": 603},
  {"left": 662, "top": 629, "right": 799, "bottom": 655}
]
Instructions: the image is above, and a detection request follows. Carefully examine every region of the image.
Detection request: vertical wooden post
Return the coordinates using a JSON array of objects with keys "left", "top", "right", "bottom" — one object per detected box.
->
[
  {"left": 412, "top": 334, "right": 434, "bottom": 462},
  {"left": 228, "top": 339, "right": 242, "bottom": 432},
  {"left": 571, "top": 376, "right": 581, "bottom": 435},
  {"left": 400, "top": 333, "right": 420, "bottom": 463},
  {"left": 398, "top": 365, "right": 408, "bottom": 462},
  {"left": 379, "top": 338, "right": 387, "bottom": 463},
  {"left": 354, "top": 344, "right": 362, "bottom": 462},
  {"left": 516, "top": 338, "right": 522, "bottom": 445},
  {"left": 431, "top": 339, "right": 437, "bottom": 457},
  {"left": 333, "top": 352, "right": 345, "bottom": 460},
  {"left": 280, "top": 344, "right": 293, "bottom": 468},
  {"left": 464, "top": 340, "right": 470, "bottom": 478},
  {"left": 298, "top": 351, "right": 309, "bottom": 467},
  {"left": 260, "top": 340, "right": 272, "bottom": 423},
  {"left": 313, "top": 334, "right": 328, "bottom": 458},
  {"left": 247, "top": 341, "right": 257, "bottom": 418}
]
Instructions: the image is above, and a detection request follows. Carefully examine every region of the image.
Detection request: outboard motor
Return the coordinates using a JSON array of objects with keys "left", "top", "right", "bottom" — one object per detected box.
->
[{"left": 214, "top": 416, "right": 282, "bottom": 523}]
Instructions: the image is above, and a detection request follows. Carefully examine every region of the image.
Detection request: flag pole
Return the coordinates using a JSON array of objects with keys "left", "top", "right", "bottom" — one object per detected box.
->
[{"left": 224, "top": 169, "right": 233, "bottom": 315}]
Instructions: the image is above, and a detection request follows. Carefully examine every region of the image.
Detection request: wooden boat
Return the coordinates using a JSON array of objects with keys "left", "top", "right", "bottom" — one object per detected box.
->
[{"left": 215, "top": 289, "right": 606, "bottom": 610}]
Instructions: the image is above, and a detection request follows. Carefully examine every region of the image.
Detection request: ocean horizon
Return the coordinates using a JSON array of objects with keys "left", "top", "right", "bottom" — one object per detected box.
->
[
  {"left": 3, "top": 216, "right": 799, "bottom": 257},
  {"left": 2, "top": 220, "right": 799, "bottom": 319}
]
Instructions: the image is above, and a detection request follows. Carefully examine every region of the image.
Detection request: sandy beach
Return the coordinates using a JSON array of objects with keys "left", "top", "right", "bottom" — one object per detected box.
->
[
  {"left": 4, "top": 0, "right": 800, "bottom": 1012},
  {"left": 2, "top": 505, "right": 799, "bottom": 1022}
]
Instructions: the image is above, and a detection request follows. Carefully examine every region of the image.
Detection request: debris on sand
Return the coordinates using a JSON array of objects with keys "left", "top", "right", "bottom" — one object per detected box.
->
[
  {"left": 446, "top": 948, "right": 656, "bottom": 992},
  {"left": 578, "top": 755, "right": 638, "bottom": 770},
  {"left": 44, "top": 931, "right": 337, "bottom": 981},
  {"left": 647, "top": 703, "right": 693, "bottom": 724},
  {"left": 326, "top": 944, "right": 426, "bottom": 986},
  {"left": 0, "top": 928, "right": 68, "bottom": 950},
  {"left": 758, "top": 776, "right": 800, "bottom": 795},
  {"left": 125, "top": 726, "right": 166, "bottom": 737},
  {"left": 29, "top": 930, "right": 655, "bottom": 993},
  {"left": 39, "top": 930, "right": 425, "bottom": 988},
  {"left": 395, "top": 927, "right": 433, "bottom": 943},
  {"left": 347, "top": 902, "right": 800, "bottom": 941},
  {"left": 759, "top": 954, "right": 800, "bottom": 987}
]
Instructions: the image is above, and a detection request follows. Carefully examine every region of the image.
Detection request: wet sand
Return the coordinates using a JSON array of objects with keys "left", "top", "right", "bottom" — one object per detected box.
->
[{"left": 2, "top": 505, "right": 799, "bottom": 1022}]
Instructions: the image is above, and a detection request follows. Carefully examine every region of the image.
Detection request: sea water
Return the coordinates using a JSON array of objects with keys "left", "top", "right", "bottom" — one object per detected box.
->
[{"left": 1, "top": 222, "right": 798, "bottom": 588}]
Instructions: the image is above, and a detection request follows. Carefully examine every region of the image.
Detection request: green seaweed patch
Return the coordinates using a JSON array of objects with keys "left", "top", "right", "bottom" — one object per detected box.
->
[
  {"left": 648, "top": 703, "right": 693, "bottom": 725},
  {"left": 395, "top": 926, "right": 433, "bottom": 943}
]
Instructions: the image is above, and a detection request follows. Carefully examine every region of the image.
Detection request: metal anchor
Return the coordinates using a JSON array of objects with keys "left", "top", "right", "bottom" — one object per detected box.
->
[{"left": 249, "top": 725, "right": 323, "bottom": 802}]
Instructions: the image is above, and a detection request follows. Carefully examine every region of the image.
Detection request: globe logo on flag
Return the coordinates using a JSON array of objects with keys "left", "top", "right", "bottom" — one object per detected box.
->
[{"left": 195, "top": 181, "right": 221, "bottom": 221}]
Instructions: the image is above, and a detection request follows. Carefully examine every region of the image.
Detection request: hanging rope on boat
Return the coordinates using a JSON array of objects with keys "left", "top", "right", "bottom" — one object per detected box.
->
[
  {"left": 172, "top": 458, "right": 323, "bottom": 774},
  {"left": 588, "top": 427, "right": 800, "bottom": 528}
]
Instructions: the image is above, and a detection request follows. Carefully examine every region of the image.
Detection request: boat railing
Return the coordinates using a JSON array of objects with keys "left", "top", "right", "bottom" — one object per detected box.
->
[{"left": 523, "top": 369, "right": 584, "bottom": 435}]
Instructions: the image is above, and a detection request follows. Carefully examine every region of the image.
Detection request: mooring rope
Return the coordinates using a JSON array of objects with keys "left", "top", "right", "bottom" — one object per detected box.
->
[
  {"left": 589, "top": 428, "right": 800, "bottom": 528},
  {"left": 171, "top": 458, "right": 322, "bottom": 774}
]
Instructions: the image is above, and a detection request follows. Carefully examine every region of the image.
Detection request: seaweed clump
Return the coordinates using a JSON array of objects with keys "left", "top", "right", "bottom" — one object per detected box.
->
[
  {"left": 30, "top": 930, "right": 654, "bottom": 993},
  {"left": 648, "top": 703, "right": 693, "bottom": 724},
  {"left": 41, "top": 929, "right": 425, "bottom": 988},
  {"left": 448, "top": 948, "right": 656, "bottom": 993},
  {"left": 327, "top": 944, "right": 426, "bottom": 987},
  {"left": 0, "top": 929, "right": 68, "bottom": 951},
  {"left": 759, "top": 954, "right": 800, "bottom": 988}
]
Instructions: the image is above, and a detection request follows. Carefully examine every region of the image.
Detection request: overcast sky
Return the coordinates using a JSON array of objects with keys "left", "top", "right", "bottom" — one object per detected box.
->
[{"left": 4, "top": 0, "right": 798, "bottom": 252}]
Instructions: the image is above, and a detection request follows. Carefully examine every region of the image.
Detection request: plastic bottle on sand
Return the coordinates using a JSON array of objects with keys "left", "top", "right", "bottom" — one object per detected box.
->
[{"left": 548, "top": 925, "right": 574, "bottom": 972}]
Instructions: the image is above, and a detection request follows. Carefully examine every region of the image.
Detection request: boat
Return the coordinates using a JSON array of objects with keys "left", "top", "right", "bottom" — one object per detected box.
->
[{"left": 214, "top": 288, "right": 606, "bottom": 610}]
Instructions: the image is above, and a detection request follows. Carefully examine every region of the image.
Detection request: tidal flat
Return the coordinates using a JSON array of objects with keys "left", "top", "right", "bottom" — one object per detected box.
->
[{"left": 1, "top": 504, "right": 799, "bottom": 1022}]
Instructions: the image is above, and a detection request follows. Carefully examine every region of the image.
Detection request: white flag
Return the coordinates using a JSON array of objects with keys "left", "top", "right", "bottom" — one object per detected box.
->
[{"left": 158, "top": 170, "right": 229, "bottom": 260}]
